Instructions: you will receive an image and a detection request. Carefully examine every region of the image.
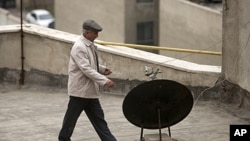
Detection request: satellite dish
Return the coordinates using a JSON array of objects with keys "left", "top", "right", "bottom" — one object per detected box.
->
[{"left": 122, "top": 79, "right": 193, "bottom": 140}]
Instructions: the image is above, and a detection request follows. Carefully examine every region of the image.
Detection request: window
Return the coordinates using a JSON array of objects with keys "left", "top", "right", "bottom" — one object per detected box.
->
[
  {"left": 137, "top": 21, "right": 154, "bottom": 45},
  {"left": 31, "top": 13, "right": 37, "bottom": 20},
  {"left": 0, "top": 0, "right": 16, "bottom": 8},
  {"left": 137, "top": 0, "right": 153, "bottom": 3}
]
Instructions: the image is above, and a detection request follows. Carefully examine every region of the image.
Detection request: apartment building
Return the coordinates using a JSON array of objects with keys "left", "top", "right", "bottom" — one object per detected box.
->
[
  {"left": 55, "top": 0, "right": 159, "bottom": 46},
  {"left": 54, "top": 0, "right": 221, "bottom": 65}
]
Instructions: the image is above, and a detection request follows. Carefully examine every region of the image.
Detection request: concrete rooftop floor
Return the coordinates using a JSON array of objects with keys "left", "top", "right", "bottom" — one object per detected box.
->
[{"left": 0, "top": 83, "right": 249, "bottom": 141}]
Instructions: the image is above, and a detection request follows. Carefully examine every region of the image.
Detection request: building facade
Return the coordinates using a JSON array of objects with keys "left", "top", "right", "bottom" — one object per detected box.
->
[
  {"left": 55, "top": 0, "right": 159, "bottom": 47},
  {"left": 54, "top": 0, "right": 221, "bottom": 65}
]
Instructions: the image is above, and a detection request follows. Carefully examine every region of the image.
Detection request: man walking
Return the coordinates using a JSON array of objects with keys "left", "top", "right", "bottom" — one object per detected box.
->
[{"left": 58, "top": 19, "right": 117, "bottom": 141}]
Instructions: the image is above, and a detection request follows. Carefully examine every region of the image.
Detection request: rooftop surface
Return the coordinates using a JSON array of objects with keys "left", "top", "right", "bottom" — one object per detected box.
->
[{"left": 0, "top": 83, "right": 249, "bottom": 141}]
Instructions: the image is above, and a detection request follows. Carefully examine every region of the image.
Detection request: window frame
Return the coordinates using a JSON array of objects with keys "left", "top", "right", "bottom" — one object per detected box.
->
[{"left": 136, "top": 21, "right": 154, "bottom": 45}]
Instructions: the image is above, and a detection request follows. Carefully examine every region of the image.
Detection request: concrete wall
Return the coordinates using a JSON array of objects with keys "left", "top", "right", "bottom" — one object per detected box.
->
[
  {"left": 0, "top": 8, "right": 21, "bottom": 25},
  {"left": 54, "top": 0, "right": 125, "bottom": 43},
  {"left": 159, "top": 0, "right": 222, "bottom": 65},
  {"left": 222, "top": 0, "right": 250, "bottom": 92},
  {"left": 0, "top": 25, "right": 220, "bottom": 95},
  {"left": 0, "top": 25, "right": 75, "bottom": 75}
]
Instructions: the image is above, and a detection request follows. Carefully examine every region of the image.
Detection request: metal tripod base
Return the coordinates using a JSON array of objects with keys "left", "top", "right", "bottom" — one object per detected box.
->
[
  {"left": 139, "top": 128, "right": 172, "bottom": 141},
  {"left": 143, "top": 133, "right": 172, "bottom": 141},
  {"left": 139, "top": 108, "right": 172, "bottom": 141}
]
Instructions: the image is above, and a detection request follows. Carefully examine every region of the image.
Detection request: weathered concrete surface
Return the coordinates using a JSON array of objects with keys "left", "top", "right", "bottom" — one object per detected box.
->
[
  {"left": 0, "top": 83, "right": 249, "bottom": 141},
  {"left": 222, "top": 0, "right": 250, "bottom": 92},
  {"left": 0, "top": 25, "right": 221, "bottom": 95},
  {"left": 159, "top": 0, "right": 222, "bottom": 65},
  {"left": 0, "top": 8, "right": 21, "bottom": 26}
]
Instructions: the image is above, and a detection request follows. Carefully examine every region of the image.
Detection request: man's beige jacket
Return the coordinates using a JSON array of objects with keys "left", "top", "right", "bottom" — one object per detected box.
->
[{"left": 68, "top": 35, "right": 109, "bottom": 98}]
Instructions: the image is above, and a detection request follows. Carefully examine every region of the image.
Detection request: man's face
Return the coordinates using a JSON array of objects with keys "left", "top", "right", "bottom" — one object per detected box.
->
[{"left": 85, "top": 30, "right": 99, "bottom": 42}]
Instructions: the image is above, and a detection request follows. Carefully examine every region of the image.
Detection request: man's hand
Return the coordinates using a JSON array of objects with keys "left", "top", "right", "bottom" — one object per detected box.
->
[
  {"left": 105, "top": 80, "right": 114, "bottom": 88},
  {"left": 104, "top": 68, "right": 112, "bottom": 75}
]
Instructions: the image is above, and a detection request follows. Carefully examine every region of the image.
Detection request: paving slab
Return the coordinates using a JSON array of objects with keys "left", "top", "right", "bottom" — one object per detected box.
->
[{"left": 0, "top": 84, "right": 249, "bottom": 141}]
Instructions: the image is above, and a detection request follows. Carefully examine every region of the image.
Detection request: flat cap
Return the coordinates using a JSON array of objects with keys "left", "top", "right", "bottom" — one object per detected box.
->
[{"left": 82, "top": 20, "right": 103, "bottom": 32}]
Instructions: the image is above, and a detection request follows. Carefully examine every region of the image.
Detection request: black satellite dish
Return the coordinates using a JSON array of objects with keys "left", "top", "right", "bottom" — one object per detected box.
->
[{"left": 122, "top": 79, "right": 193, "bottom": 141}]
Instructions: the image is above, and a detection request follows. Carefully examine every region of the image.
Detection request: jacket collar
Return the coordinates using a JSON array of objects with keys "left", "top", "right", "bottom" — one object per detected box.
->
[{"left": 80, "top": 35, "right": 94, "bottom": 47}]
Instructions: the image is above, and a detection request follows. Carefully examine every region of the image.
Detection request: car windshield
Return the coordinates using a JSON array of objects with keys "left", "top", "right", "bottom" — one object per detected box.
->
[{"left": 39, "top": 14, "right": 53, "bottom": 20}]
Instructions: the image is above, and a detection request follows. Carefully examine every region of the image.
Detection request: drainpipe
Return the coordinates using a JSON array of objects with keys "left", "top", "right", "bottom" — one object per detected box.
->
[{"left": 19, "top": 0, "right": 25, "bottom": 85}]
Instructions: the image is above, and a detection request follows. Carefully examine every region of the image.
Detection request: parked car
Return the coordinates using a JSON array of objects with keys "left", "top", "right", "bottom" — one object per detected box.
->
[{"left": 26, "top": 9, "right": 55, "bottom": 28}]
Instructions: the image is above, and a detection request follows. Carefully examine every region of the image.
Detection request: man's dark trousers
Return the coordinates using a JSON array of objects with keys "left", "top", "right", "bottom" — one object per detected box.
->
[{"left": 58, "top": 96, "right": 117, "bottom": 141}]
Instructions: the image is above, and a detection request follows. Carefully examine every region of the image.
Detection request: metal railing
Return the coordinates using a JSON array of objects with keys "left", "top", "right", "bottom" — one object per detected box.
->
[{"left": 96, "top": 40, "right": 222, "bottom": 56}]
